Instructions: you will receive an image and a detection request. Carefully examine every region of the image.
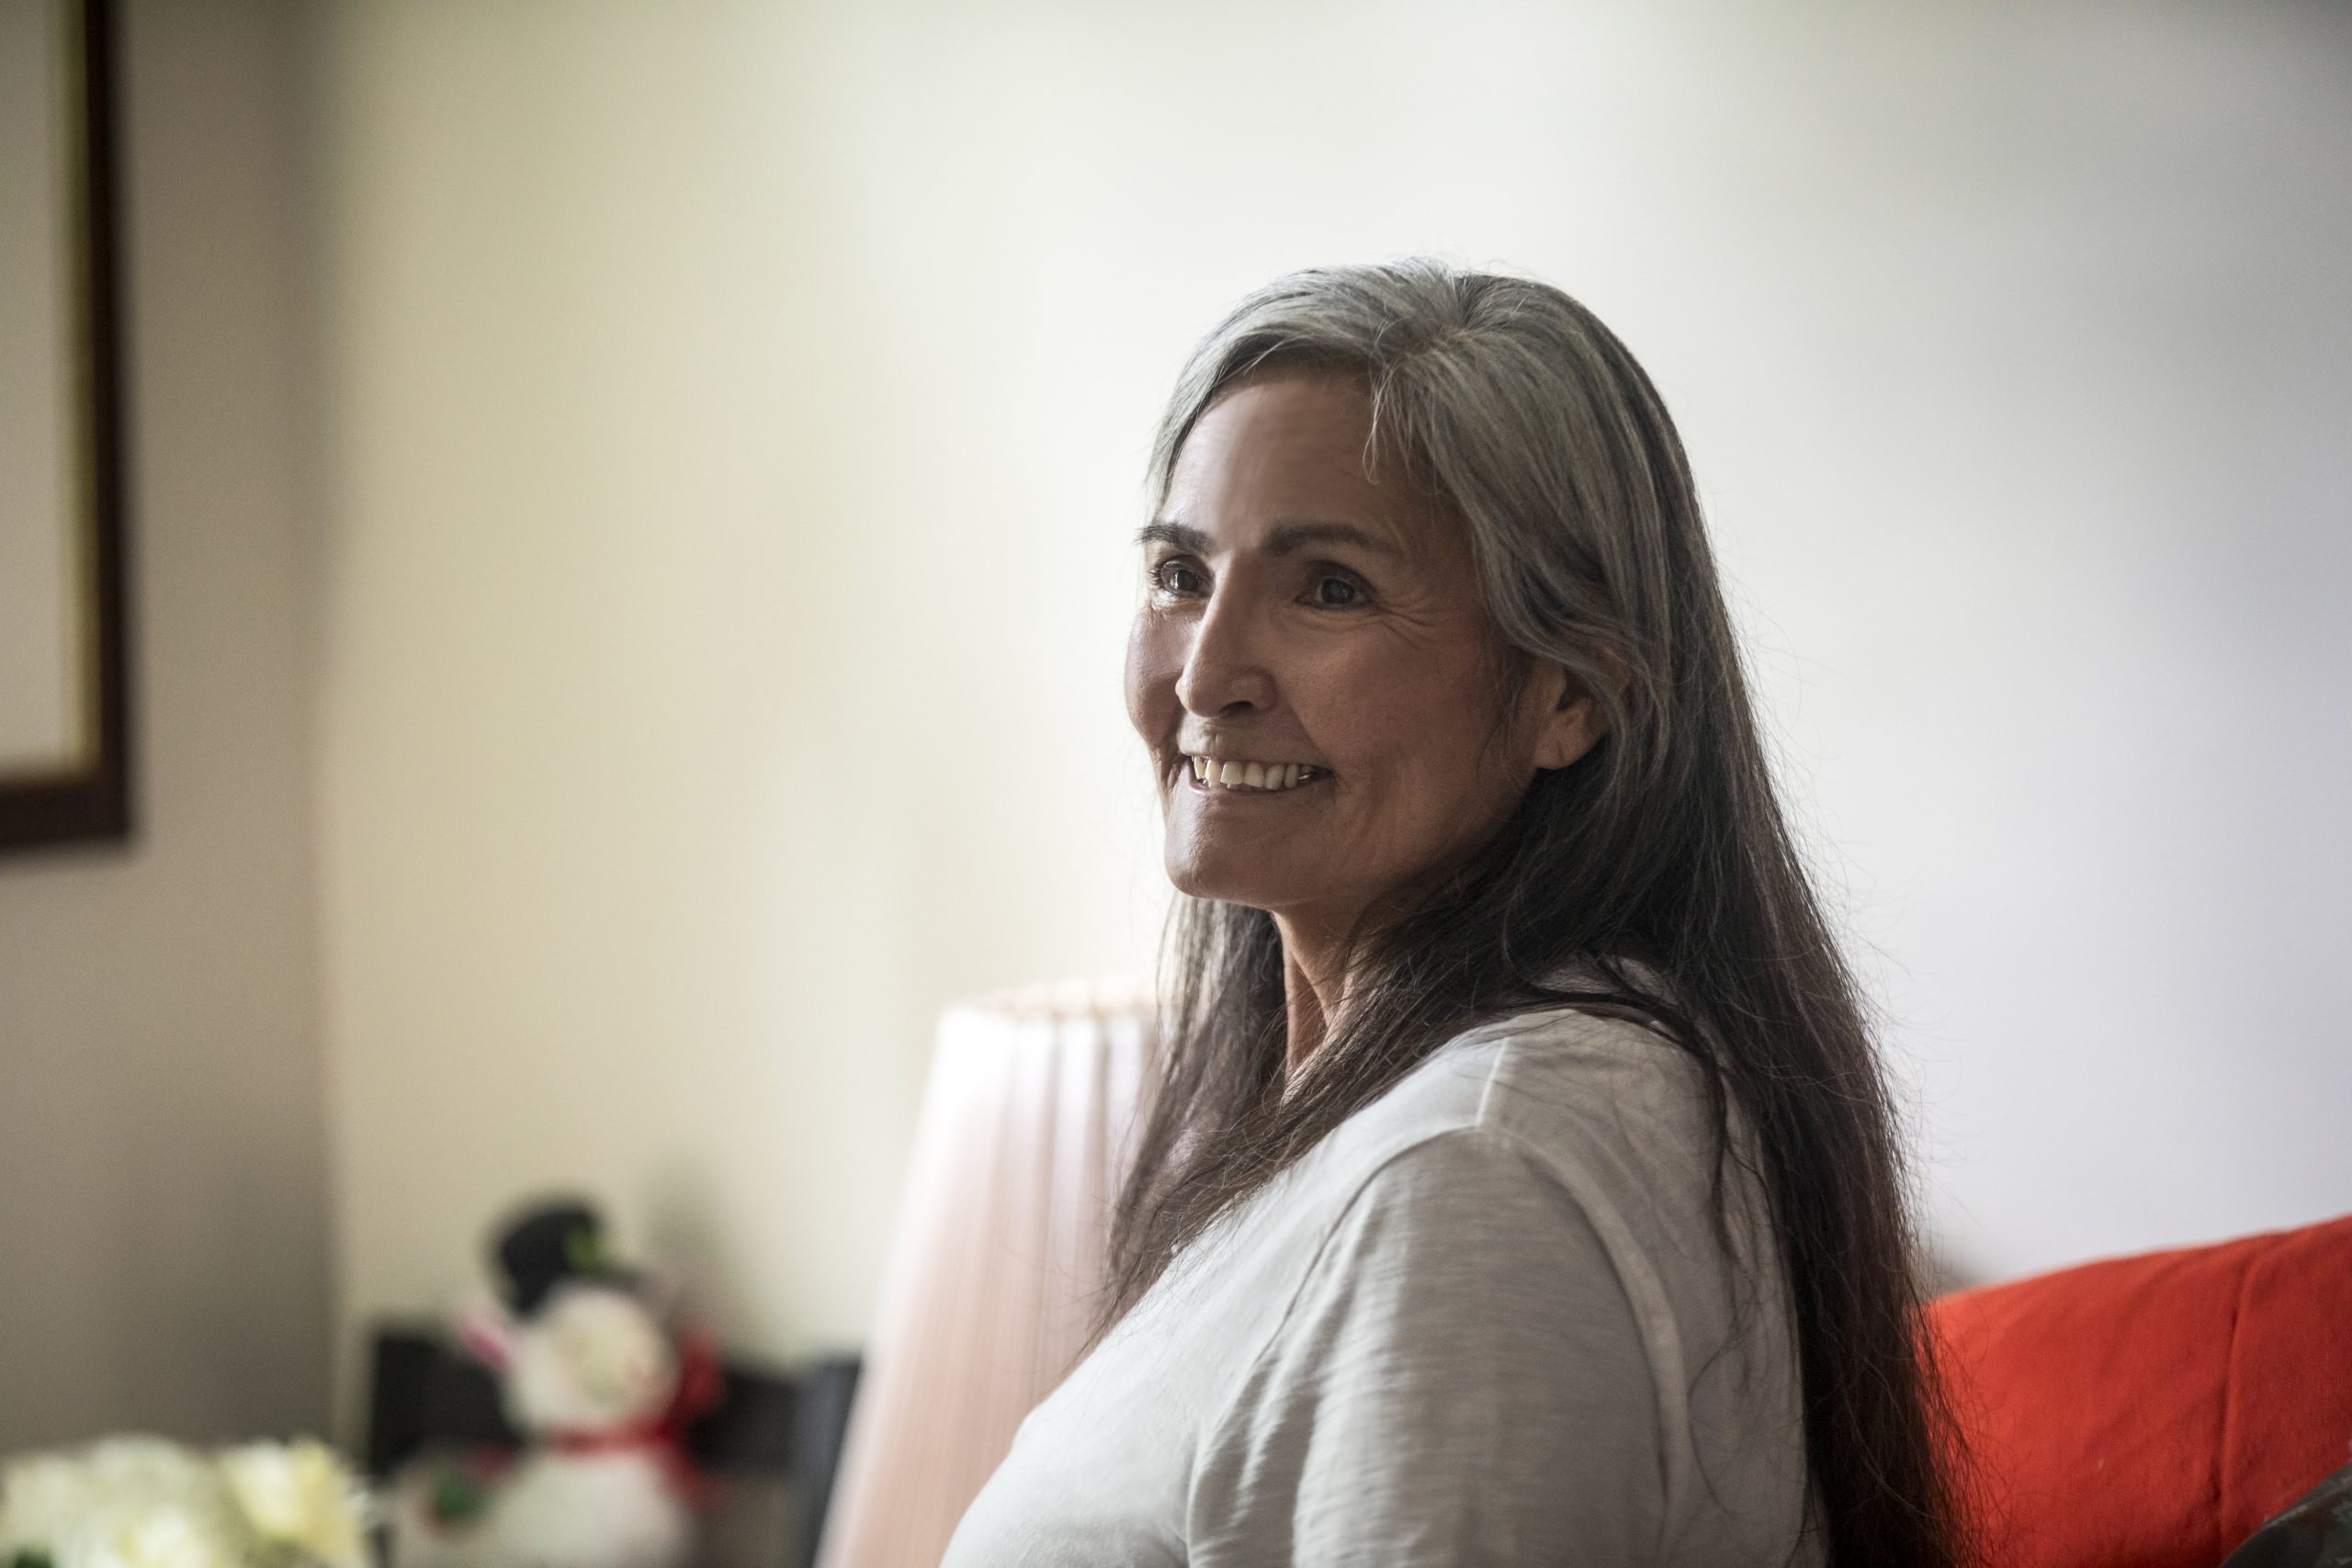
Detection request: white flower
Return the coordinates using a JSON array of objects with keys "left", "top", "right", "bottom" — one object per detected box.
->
[
  {"left": 2, "top": 1452, "right": 107, "bottom": 1548},
  {"left": 216, "top": 1443, "right": 368, "bottom": 1568},
  {"left": 2, "top": 1440, "right": 244, "bottom": 1566},
  {"left": 0, "top": 1438, "right": 369, "bottom": 1568},
  {"left": 0, "top": 1438, "right": 370, "bottom": 1568},
  {"left": 74, "top": 1505, "right": 240, "bottom": 1568}
]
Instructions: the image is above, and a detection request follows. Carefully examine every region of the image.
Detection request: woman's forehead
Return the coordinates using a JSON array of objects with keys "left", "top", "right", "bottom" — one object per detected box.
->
[{"left": 1162, "top": 375, "right": 1437, "bottom": 552}]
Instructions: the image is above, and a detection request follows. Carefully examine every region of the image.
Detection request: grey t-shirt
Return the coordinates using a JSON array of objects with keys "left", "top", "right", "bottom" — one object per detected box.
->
[{"left": 942, "top": 1004, "right": 1820, "bottom": 1567}]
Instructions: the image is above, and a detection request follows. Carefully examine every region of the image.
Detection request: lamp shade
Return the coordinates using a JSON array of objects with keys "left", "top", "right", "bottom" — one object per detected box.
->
[{"left": 817, "top": 978, "right": 1156, "bottom": 1568}]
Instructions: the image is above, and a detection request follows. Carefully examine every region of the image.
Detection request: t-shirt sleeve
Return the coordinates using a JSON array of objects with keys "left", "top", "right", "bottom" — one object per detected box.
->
[{"left": 1187, "top": 1127, "right": 1668, "bottom": 1567}]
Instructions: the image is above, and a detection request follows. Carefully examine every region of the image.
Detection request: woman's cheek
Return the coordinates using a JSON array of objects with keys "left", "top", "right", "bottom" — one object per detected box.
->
[{"left": 1124, "top": 616, "right": 1177, "bottom": 739}]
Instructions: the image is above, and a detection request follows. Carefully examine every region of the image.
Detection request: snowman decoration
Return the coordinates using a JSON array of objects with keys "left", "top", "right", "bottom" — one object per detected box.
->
[{"left": 391, "top": 1201, "right": 718, "bottom": 1568}]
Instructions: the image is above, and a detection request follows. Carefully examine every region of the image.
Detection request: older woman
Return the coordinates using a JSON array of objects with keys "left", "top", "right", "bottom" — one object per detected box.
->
[{"left": 944, "top": 263, "right": 1964, "bottom": 1567}]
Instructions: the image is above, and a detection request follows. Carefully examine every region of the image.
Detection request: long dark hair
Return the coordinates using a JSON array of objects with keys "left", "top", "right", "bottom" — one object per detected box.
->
[{"left": 1105, "top": 262, "right": 1968, "bottom": 1567}]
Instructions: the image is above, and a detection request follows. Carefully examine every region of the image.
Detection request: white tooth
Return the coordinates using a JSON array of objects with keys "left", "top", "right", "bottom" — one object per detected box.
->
[
  {"left": 1218, "top": 761, "right": 1243, "bottom": 787},
  {"left": 1283, "top": 764, "right": 1300, "bottom": 788},
  {"left": 1244, "top": 761, "right": 1266, "bottom": 788},
  {"left": 1192, "top": 755, "right": 1207, "bottom": 781}
]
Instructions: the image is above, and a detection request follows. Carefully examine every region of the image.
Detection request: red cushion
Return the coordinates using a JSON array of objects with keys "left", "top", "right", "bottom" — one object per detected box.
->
[{"left": 1928, "top": 1215, "right": 2352, "bottom": 1568}]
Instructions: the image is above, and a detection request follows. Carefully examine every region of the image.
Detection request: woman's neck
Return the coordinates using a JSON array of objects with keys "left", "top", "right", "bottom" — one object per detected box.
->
[{"left": 1274, "top": 915, "right": 1355, "bottom": 1076}]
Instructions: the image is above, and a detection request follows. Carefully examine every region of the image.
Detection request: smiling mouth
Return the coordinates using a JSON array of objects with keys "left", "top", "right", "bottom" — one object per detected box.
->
[{"left": 1183, "top": 755, "right": 1329, "bottom": 794}]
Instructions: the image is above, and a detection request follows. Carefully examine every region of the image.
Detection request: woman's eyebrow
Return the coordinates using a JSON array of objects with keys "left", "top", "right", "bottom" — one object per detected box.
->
[{"left": 1137, "top": 520, "right": 1213, "bottom": 552}]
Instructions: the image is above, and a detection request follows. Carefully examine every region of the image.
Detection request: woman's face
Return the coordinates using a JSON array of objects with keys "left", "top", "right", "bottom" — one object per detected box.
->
[{"left": 1126, "top": 372, "right": 1598, "bottom": 939}]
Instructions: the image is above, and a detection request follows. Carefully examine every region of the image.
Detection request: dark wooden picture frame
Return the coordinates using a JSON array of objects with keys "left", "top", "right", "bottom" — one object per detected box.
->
[{"left": 0, "top": 0, "right": 130, "bottom": 853}]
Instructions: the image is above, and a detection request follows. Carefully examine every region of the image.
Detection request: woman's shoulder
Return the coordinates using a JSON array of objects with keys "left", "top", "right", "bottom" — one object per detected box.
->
[
  {"left": 1313, "top": 994, "right": 1765, "bottom": 1292},
  {"left": 1464, "top": 999, "right": 1719, "bottom": 1149},
  {"left": 1341, "top": 998, "right": 1717, "bottom": 1179}
]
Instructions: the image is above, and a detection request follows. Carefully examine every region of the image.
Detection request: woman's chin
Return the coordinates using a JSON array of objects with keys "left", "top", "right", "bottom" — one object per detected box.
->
[
  {"left": 1163, "top": 853, "right": 1281, "bottom": 911},
  {"left": 1161, "top": 848, "right": 1332, "bottom": 915},
  {"left": 1166, "top": 868, "right": 1267, "bottom": 909}
]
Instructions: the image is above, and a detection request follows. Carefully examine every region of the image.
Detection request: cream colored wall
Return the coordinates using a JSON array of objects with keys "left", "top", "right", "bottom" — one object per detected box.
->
[
  {"left": 311, "top": 2, "right": 1168, "bottom": 1386},
  {"left": 0, "top": 0, "right": 330, "bottom": 1450},
  {"left": 318, "top": 0, "right": 2352, "bottom": 1409}
]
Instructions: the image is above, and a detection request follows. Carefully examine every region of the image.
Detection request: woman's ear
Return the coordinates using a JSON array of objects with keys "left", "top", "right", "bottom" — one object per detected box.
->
[{"left": 1531, "top": 663, "right": 1611, "bottom": 772}]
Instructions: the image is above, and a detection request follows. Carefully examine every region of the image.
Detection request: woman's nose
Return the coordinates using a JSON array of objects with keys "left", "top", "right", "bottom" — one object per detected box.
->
[{"left": 1174, "top": 592, "right": 1275, "bottom": 717}]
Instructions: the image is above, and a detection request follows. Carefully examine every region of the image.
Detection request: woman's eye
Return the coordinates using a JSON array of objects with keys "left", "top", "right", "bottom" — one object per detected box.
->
[
  {"left": 1312, "top": 575, "right": 1365, "bottom": 608},
  {"left": 1153, "top": 559, "right": 1206, "bottom": 596}
]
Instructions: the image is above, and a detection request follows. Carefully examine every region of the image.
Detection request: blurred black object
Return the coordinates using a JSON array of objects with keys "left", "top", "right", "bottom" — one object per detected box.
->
[
  {"left": 491, "top": 1197, "right": 639, "bottom": 1316},
  {"left": 368, "top": 1324, "right": 862, "bottom": 1568},
  {"left": 2220, "top": 1459, "right": 2352, "bottom": 1568}
]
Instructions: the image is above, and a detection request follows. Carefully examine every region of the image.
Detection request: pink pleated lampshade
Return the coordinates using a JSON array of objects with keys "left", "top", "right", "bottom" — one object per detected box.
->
[{"left": 817, "top": 978, "right": 1156, "bottom": 1568}]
